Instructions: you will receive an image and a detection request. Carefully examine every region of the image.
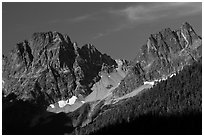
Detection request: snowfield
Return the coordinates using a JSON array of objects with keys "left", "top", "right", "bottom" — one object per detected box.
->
[
  {"left": 57, "top": 96, "right": 78, "bottom": 108},
  {"left": 143, "top": 81, "right": 155, "bottom": 85},
  {"left": 47, "top": 69, "right": 177, "bottom": 114}
]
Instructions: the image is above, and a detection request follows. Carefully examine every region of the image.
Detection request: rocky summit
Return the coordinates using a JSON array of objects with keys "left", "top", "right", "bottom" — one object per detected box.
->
[
  {"left": 2, "top": 31, "right": 117, "bottom": 106},
  {"left": 3, "top": 22, "right": 202, "bottom": 105},
  {"left": 2, "top": 22, "right": 202, "bottom": 134},
  {"left": 113, "top": 22, "right": 202, "bottom": 97}
]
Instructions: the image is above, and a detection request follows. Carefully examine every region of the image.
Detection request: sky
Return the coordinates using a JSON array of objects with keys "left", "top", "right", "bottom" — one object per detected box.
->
[{"left": 2, "top": 2, "right": 202, "bottom": 61}]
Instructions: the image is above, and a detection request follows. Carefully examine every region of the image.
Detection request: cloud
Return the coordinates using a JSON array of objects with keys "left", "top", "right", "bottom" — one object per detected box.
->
[
  {"left": 48, "top": 14, "right": 94, "bottom": 25},
  {"left": 69, "top": 14, "right": 92, "bottom": 22},
  {"left": 112, "top": 2, "right": 201, "bottom": 22},
  {"left": 92, "top": 2, "right": 201, "bottom": 40},
  {"left": 93, "top": 33, "right": 105, "bottom": 39}
]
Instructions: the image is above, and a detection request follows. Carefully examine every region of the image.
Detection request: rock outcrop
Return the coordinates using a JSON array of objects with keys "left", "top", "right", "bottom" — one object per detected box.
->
[
  {"left": 113, "top": 22, "right": 202, "bottom": 97},
  {"left": 2, "top": 22, "right": 201, "bottom": 106},
  {"left": 2, "top": 31, "right": 117, "bottom": 106},
  {"left": 2, "top": 22, "right": 202, "bottom": 134}
]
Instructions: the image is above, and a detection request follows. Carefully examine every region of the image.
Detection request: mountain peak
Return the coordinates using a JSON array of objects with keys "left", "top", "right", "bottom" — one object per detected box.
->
[
  {"left": 81, "top": 44, "right": 98, "bottom": 52},
  {"left": 30, "top": 31, "right": 72, "bottom": 48},
  {"left": 2, "top": 22, "right": 202, "bottom": 112},
  {"left": 114, "top": 22, "right": 202, "bottom": 97},
  {"left": 2, "top": 30, "right": 117, "bottom": 104},
  {"left": 181, "top": 22, "right": 193, "bottom": 30}
]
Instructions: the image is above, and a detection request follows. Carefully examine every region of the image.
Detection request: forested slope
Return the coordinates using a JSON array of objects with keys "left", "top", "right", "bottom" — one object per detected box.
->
[{"left": 76, "top": 59, "right": 202, "bottom": 135}]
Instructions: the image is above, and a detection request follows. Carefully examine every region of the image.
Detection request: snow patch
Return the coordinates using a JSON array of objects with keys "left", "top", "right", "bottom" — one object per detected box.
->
[
  {"left": 144, "top": 72, "right": 177, "bottom": 86},
  {"left": 115, "top": 59, "right": 123, "bottom": 71},
  {"left": 155, "top": 77, "right": 167, "bottom": 83},
  {"left": 81, "top": 101, "right": 85, "bottom": 104},
  {"left": 115, "top": 59, "right": 123, "bottom": 66},
  {"left": 57, "top": 96, "right": 78, "bottom": 108},
  {"left": 48, "top": 96, "right": 78, "bottom": 109},
  {"left": 144, "top": 81, "right": 155, "bottom": 85},
  {"left": 68, "top": 96, "right": 77, "bottom": 105},
  {"left": 58, "top": 100, "right": 68, "bottom": 108},
  {"left": 169, "top": 73, "right": 176, "bottom": 78},
  {"left": 50, "top": 104, "right": 55, "bottom": 108}
]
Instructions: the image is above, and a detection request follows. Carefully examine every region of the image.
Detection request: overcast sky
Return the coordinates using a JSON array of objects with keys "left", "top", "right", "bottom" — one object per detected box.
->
[{"left": 2, "top": 2, "right": 202, "bottom": 60}]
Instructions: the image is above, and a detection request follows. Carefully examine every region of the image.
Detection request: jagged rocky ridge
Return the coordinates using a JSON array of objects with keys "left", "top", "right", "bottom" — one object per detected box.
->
[
  {"left": 113, "top": 22, "right": 202, "bottom": 97},
  {"left": 2, "top": 22, "right": 202, "bottom": 106},
  {"left": 2, "top": 22, "right": 202, "bottom": 134},
  {"left": 2, "top": 31, "right": 118, "bottom": 106}
]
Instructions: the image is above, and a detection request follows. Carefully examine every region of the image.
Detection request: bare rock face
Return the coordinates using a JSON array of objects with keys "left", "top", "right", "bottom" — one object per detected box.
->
[
  {"left": 113, "top": 22, "right": 202, "bottom": 97},
  {"left": 2, "top": 22, "right": 202, "bottom": 134},
  {"left": 2, "top": 31, "right": 117, "bottom": 106},
  {"left": 3, "top": 22, "right": 201, "bottom": 105}
]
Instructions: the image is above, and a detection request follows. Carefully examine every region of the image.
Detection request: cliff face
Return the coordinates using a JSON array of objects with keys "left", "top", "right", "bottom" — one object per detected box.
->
[
  {"left": 2, "top": 31, "right": 117, "bottom": 105},
  {"left": 113, "top": 22, "right": 202, "bottom": 97},
  {"left": 2, "top": 22, "right": 202, "bottom": 134},
  {"left": 2, "top": 22, "right": 202, "bottom": 105}
]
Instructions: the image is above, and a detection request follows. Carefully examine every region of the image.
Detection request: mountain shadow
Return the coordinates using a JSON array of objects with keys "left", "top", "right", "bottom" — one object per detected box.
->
[
  {"left": 90, "top": 111, "right": 202, "bottom": 135},
  {"left": 2, "top": 97, "right": 74, "bottom": 135}
]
